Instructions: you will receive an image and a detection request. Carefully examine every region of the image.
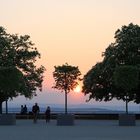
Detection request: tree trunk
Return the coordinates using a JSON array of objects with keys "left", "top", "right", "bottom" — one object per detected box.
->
[
  {"left": 6, "top": 100, "right": 8, "bottom": 114},
  {"left": 65, "top": 89, "right": 67, "bottom": 114},
  {"left": 126, "top": 100, "right": 128, "bottom": 114},
  {"left": 126, "top": 94, "right": 128, "bottom": 114},
  {"left": 0, "top": 101, "right": 3, "bottom": 114},
  {"left": 64, "top": 72, "right": 68, "bottom": 114}
]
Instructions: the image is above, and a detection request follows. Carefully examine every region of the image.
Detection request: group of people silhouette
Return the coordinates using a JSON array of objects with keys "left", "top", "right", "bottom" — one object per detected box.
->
[
  {"left": 20, "top": 105, "right": 27, "bottom": 115},
  {"left": 20, "top": 103, "right": 51, "bottom": 123}
]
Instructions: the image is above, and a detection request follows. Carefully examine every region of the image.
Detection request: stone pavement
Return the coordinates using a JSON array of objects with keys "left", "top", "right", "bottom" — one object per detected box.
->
[{"left": 0, "top": 120, "right": 140, "bottom": 140}]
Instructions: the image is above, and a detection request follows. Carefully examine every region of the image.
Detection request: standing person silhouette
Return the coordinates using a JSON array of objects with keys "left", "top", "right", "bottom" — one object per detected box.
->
[
  {"left": 20, "top": 105, "right": 24, "bottom": 115},
  {"left": 23, "top": 105, "right": 28, "bottom": 114},
  {"left": 32, "top": 103, "right": 40, "bottom": 123},
  {"left": 45, "top": 106, "right": 51, "bottom": 123}
]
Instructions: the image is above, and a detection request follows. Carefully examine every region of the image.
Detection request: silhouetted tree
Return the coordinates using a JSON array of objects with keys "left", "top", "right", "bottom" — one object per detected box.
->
[
  {"left": 113, "top": 66, "right": 139, "bottom": 113},
  {"left": 83, "top": 23, "right": 140, "bottom": 112},
  {"left": 53, "top": 63, "right": 81, "bottom": 114},
  {"left": 82, "top": 62, "right": 115, "bottom": 102},
  {"left": 0, "top": 26, "right": 45, "bottom": 114}
]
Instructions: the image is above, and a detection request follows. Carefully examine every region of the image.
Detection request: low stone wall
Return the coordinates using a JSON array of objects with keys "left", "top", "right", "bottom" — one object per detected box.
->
[
  {"left": 119, "top": 114, "right": 136, "bottom": 126},
  {"left": 57, "top": 114, "right": 74, "bottom": 126},
  {"left": 15, "top": 113, "right": 140, "bottom": 120},
  {"left": 0, "top": 114, "right": 16, "bottom": 125}
]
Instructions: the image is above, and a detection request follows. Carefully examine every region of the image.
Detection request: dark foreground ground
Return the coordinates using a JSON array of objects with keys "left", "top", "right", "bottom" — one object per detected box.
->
[{"left": 0, "top": 119, "right": 140, "bottom": 140}]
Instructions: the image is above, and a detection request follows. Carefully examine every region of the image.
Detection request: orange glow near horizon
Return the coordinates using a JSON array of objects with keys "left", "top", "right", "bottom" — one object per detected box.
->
[{"left": 74, "top": 85, "right": 81, "bottom": 93}]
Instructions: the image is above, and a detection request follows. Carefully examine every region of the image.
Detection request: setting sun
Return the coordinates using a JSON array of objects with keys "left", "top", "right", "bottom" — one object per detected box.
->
[{"left": 74, "top": 85, "right": 81, "bottom": 93}]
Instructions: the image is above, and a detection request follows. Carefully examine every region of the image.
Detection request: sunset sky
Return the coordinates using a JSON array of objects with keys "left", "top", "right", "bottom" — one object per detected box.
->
[{"left": 1, "top": 0, "right": 140, "bottom": 108}]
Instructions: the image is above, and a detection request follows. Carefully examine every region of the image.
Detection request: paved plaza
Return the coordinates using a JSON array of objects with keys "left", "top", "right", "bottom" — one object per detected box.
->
[{"left": 0, "top": 120, "right": 140, "bottom": 140}]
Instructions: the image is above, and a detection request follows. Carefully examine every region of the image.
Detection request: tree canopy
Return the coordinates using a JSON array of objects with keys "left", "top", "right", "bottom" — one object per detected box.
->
[
  {"left": 82, "top": 23, "right": 140, "bottom": 105},
  {"left": 113, "top": 65, "right": 139, "bottom": 113},
  {"left": 0, "top": 67, "right": 24, "bottom": 94},
  {"left": 53, "top": 63, "right": 81, "bottom": 114},
  {"left": 0, "top": 26, "right": 45, "bottom": 113},
  {"left": 113, "top": 66, "right": 139, "bottom": 92}
]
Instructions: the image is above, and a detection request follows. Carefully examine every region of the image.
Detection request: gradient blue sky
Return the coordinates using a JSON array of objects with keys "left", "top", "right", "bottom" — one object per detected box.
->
[{"left": 1, "top": 0, "right": 140, "bottom": 109}]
